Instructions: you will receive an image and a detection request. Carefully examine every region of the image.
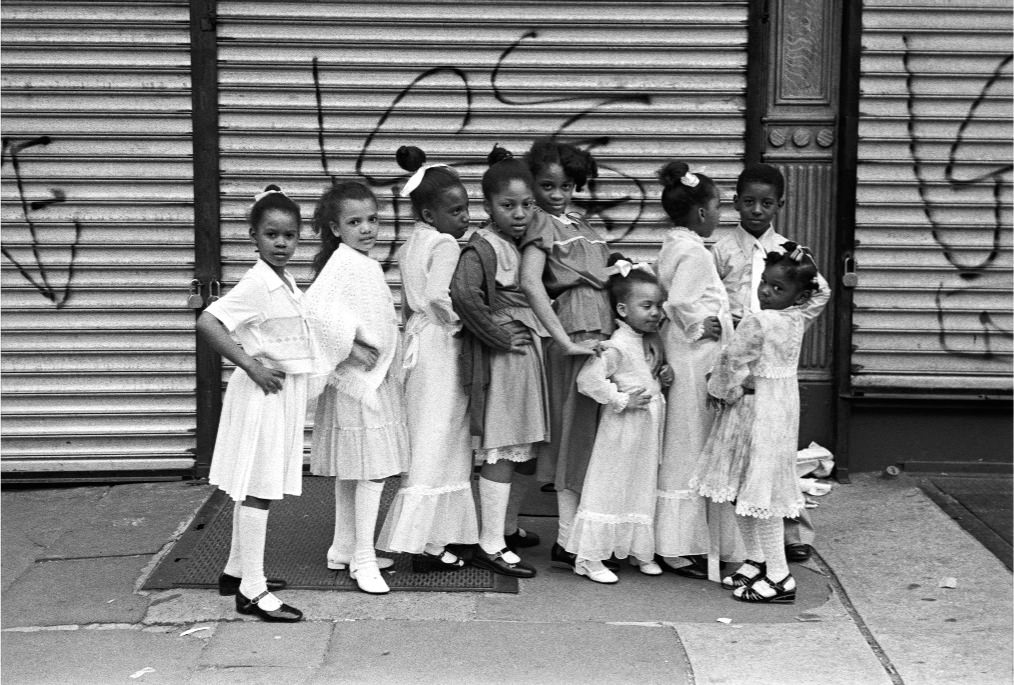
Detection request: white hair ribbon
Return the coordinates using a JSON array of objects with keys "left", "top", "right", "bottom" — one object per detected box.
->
[
  {"left": 786, "top": 244, "right": 812, "bottom": 263},
  {"left": 606, "top": 259, "right": 654, "bottom": 278},
  {"left": 680, "top": 172, "right": 700, "bottom": 188},
  {"left": 253, "top": 187, "right": 286, "bottom": 203},
  {"left": 400, "top": 163, "right": 451, "bottom": 197}
]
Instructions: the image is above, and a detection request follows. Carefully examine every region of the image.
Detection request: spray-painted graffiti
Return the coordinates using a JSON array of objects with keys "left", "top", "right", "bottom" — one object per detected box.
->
[
  {"left": 312, "top": 31, "right": 656, "bottom": 270},
  {"left": 903, "top": 37, "right": 1013, "bottom": 358},
  {"left": 1, "top": 136, "right": 82, "bottom": 308}
]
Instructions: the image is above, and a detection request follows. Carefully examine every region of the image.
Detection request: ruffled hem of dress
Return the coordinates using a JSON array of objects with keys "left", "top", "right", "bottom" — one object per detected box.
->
[
  {"left": 376, "top": 484, "right": 479, "bottom": 553},
  {"left": 688, "top": 477, "right": 739, "bottom": 504},
  {"left": 566, "top": 516, "right": 655, "bottom": 562},
  {"left": 735, "top": 501, "right": 804, "bottom": 520},
  {"left": 310, "top": 424, "right": 408, "bottom": 479},
  {"left": 476, "top": 443, "right": 534, "bottom": 464}
]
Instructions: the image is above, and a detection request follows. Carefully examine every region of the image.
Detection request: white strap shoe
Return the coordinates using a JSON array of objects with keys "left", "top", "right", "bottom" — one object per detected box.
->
[
  {"left": 349, "top": 557, "right": 390, "bottom": 594},
  {"left": 574, "top": 558, "right": 619, "bottom": 584}
]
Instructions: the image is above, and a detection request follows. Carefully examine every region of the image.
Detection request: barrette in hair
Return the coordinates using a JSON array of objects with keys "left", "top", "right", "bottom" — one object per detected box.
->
[
  {"left": 400, "top": 163, "right": 451, "bottom": 197},
  {"left": 254, "top": 187, "right": 286, "bottom": 203},
  {"left": 606, "top": 259, "right": 654, "bottom": 278},
  {"left": 680, "top": 172, "right": 700, "bottom": 188}
]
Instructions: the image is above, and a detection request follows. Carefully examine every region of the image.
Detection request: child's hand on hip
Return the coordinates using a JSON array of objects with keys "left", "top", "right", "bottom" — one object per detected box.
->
[
  {"left": 350, "top": 340, "right": 380, "bottom": 370},
  {"left": 656, "top": 364, "right": 674, "bottom": 387},
  {"left": 248, "top": 361, "right": 286, "bottom": 395},
  {"left": 626, "top": 387, "right": 651, "bottom": 410}
]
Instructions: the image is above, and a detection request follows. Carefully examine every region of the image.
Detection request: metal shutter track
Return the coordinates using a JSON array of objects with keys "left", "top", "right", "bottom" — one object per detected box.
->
[
  {"left": 1, "top": 2, "right": 196, "bottom": 475},
  {"left": 852, "top": 0, "right": 1013, "bottom": 391}
]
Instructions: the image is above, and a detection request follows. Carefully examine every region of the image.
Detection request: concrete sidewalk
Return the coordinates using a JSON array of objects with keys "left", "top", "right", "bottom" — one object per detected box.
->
[{"left": 1, "top": 473, "right": 1011, "bottom": 685}]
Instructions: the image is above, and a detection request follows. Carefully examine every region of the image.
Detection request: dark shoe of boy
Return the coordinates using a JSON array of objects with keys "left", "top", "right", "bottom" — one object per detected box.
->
[
  {"left": 785, "top": 543, "right": 812, "bottom": 562},
  {"left": 505, "top": 527, "right": 540, "bottom": 551}
]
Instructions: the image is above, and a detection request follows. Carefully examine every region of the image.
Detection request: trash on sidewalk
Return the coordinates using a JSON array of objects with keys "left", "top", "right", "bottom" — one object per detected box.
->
[
  {"left": 129, "top": 667, "right": 156, "bottom": 679},
  {"left": 938, "top": 576, "right": 958, "bottom": 589},
  {"left": 796, "top": 441, "right": 834, "bottom": 478},
  {"left": 179, "top": 626, "right": 212, "bottom": 637},
  {"left": 716, "top": 617, "right": 733, "bottom": 624}
]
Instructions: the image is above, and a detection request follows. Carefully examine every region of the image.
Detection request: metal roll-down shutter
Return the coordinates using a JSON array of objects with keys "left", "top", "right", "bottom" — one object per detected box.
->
[
  {"left": 852, "top": 0, "right": 1013, "bottom": 392},
  {"left": 1, "top": 2, "right": 197, "bottom": 477},
  {"left": 214, "top": 0, "right": 749, "bottom": 447}
]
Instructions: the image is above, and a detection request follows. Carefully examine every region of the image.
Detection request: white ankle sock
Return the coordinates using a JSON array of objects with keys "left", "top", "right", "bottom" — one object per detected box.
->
[
  {"left": 423, "top": 542, "right": 445, "bottom": 557},
  {"left": 758, "top": 517, "right": 788, "bottom": 580},
  {"left": 353, "top": 480, "right": 384, "bottom": 562},
  {"left": 556, "top": 488, "right": 579, "bottom": 546},
  {"left": 478, "top": 477, "right": 511, "bottom": 555},
  {"left": 237, "top": 506, "right": 281, "bottom": 611},
  {"left": 329, "top": 478, "right": 357, "bottom": 559},
  {"left": 504, "top": 472, "right": 530, "bottom": 535},
  {"left": 223, "top": 502, "right": 242, "bottom": 577}
]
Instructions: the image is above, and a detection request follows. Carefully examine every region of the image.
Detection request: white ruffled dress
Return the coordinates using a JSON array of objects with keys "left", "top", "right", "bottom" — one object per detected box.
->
[
  {"left": 377, "top": 225, "right": 479, "bottom": 553},
  {"left": 565, "top": 321, "right": 663, "bottom": 563}
]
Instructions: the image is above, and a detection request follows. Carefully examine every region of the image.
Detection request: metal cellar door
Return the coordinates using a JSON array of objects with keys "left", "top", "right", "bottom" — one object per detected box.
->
[{"left": 1, "top": 2, "right": 198, "bottom": 480}]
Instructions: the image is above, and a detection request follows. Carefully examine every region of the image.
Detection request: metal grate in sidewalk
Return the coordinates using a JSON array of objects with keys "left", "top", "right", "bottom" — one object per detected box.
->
[{"left": 143, "top": 475, "right": 518, "bottom": 593}]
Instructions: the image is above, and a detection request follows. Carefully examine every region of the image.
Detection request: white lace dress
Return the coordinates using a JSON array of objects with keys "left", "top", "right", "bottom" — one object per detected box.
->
[
  {"left": 377, "top": 225, "right": 479, "bottom": 553},
  {"left": 564, "top": 321, "right": 663, "bottom": 563},
  {"left": 692, "top": 307, "right": 807, "bottom": 519}
]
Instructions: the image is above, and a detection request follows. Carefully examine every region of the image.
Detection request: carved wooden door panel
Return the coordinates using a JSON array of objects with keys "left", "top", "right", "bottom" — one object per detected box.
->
[{"left": 747, "top": 0, "right": 842, "bottom": 448}]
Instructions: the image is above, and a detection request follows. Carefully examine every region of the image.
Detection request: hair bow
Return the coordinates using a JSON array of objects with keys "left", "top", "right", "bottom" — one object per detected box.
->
[
  {"left": 680, "top": 172, "right": 700, "bottom": 188},
  {"left": 253, "top": 187, "right": 286, "bottom": 203},
  {"left": 606, "top": 259, "right": 654, "bottom": 277},
  {"left": 400, "top": 163, "right": 451, "bottom": 197},
  {"left": 785, "top": 243, "right": 813, "bottom": 263}
]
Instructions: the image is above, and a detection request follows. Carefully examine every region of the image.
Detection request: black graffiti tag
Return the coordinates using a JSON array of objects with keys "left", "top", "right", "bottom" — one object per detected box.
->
[{"left": 1, "top": 136, "right": 82, "bottom": 308}]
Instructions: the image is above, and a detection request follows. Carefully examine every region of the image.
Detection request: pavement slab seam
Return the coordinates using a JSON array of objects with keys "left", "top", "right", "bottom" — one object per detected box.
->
[{"left": 812, "top": 539, "right": 906, "bottom": 685}]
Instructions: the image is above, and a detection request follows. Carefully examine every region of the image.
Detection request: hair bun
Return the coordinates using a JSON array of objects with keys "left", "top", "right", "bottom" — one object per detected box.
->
[
  {"left": 657, "top": 161, "right": 691, "bottom": 190},
  {"left": 396, "top": 145, "right": 427, "bottom": 172},
  {"left": 263, "top": 183, "right": 282, "bottom": 193},
  {"left": 487, "top": 143, "right": 514, "bottom": 166},
  {"left": 607, "top": 251, "right": 629, "bottom": 267}
]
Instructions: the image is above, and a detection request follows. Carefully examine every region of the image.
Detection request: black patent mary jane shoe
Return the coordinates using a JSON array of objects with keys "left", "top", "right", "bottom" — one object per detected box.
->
[
  {"left": 235, "top": 590, "right": 303, "bottom": 622},
  {"left": 218, "top": 573, "right": 287, "bottom": 596},
  {"left": 655, "top": 554, "right": 708, "bottom": 580},
  {"left": 411, "top": 549, "right": 466, "bottom": 573},
  {"left": 471, "top": 547, "right": 536, "bottom": 578}
]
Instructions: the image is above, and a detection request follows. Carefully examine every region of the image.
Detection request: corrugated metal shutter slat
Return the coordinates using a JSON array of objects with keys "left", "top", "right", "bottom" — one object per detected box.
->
[
  {"left": 0, "top": 1, "right": 196, "bottom": 474},
  {"left": 852, "top": 1, "right": 1014, "bottom": 391},
  {"left": 216, "top": 0, "right": 749, "bottom": 451}
]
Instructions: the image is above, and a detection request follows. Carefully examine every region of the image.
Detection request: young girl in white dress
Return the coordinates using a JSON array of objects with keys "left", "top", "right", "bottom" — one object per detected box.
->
[
  {"left": 306, "top": 181, "right": 410, "bottom": 595},
  {"left": 565, "top": 259, "right": 670, "bottom": 584},
  {"left": 377, "top": 145, "right": 479, "bottom": 571},
  {"left": 653, "top": 161, "right": 742, "bottom": 580},
  {"left": 691, "top": 243, "right": 820, "bottom": 603},
  {"left": 200, "top": 185, "right": 337, "bottom": 622},
  {"left": 449, "top": 145, "right": 551, "bottom": 579}
]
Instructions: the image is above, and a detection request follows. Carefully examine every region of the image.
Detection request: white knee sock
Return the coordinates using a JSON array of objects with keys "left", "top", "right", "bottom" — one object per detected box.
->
[
  {"left": 504, "top": 472, "right": 530, "bottom": 535},
  {"left": 223, "top": 501, "right": 242, "bottom": 577},
  {"left": 556, "top": 488, "right": 579, "bottom": 546},
  {"left": 478, "top": 477, "right": 511, "bottom": 555},
  {"left": 330, "top": 478, "right": 357, "bottom": 558},
  {"left": 354, "top": 480, "right": 384, "bottom": 563},
  {"left": 758, "top": 517, "right": 788, "bottom": 580},
  {"left": 237, "top": 506, "right": 281, "bottom": 611},
  {"left": 738, "top": 515, "right": 764, "bottom": 562}
]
